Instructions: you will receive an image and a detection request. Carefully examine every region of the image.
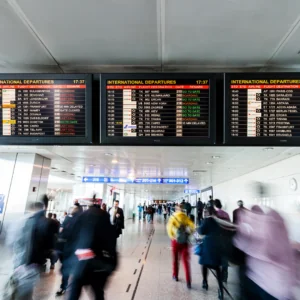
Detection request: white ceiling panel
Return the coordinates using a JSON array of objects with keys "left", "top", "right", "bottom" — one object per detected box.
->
[
  {"left": 0, "top": 1, "right": 56, "bottom": 66},
  {"left": 16, "top": 0, "right": 160, "bottom": 65},
  {"left": 164, "top": 0, "right": 300, "bottom": 65}
]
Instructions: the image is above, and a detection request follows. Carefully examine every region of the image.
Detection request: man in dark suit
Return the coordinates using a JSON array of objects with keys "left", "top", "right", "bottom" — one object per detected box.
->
[{"left": 108, "top": 200, "right": 125, "bottom": 238}]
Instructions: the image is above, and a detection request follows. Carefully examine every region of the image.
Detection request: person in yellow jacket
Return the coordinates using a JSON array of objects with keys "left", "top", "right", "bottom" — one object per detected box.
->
[{"left": 167, "top": 204, "right": 195, "bottom": 289}]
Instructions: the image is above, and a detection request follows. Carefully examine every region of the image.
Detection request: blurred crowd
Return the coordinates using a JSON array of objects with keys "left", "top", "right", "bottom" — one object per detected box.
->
[
  {"left": 3, "top": 195, "right": 123, "bottom": 300},
  {"left": 166, "top": 197, "right": 300, "bottom": 300}
]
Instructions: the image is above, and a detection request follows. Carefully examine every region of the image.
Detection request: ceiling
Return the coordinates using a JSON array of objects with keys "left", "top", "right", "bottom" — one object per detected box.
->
[
  {"left": 1, "top": 145, "right": 300, "bottom": 199},
  {"left": 1, "top": 0, "right": 300, "bottom": 73}
]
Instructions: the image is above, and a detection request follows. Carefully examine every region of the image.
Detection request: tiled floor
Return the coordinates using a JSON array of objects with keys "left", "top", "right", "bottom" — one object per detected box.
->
[{"left": 0, "top": 216, "right": 240, "bottom": 299}]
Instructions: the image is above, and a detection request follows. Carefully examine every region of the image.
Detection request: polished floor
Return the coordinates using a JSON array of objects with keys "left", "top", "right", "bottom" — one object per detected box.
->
[{"left": 0, "top": 216, "right": 240, "bottom": 299}]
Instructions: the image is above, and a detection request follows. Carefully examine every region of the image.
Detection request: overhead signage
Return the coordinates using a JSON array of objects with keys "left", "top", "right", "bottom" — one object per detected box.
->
[
  {"left": 101, "top": 73, "right": 216, "bottom": 145},
  {"left": 225, "top": 73, "right": 300, "bottom": 145},
  {"left": 184, "top": 189, "right": 200, "bottom": 194},
  {"left": 82, "top": 177, "right": 189, "bottom": 184},
  {"left": 0, "top": 74, "right": 92, "bottom": 144}
]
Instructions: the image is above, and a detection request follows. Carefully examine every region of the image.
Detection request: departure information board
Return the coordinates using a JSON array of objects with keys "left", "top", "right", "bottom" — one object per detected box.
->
[
  {"left": 0, "top": 74, "right": 92, "bottom": 144},
  {"left": 225, "top": 73, "right": 300, "bottom": 145},
  {"left": 101, "top": 74, "right": 215, "bottom": 145}
]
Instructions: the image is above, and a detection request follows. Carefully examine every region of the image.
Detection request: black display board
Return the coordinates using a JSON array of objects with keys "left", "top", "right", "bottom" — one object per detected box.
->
[
  {"left": 100, "top": 73, "right": 216, "bottom": 145},
  {"left": 0, "top": 74, "right": 92, "bottom": 145},
  {"left": 224, "top": 73, "right": 300, "bottom": 146}
]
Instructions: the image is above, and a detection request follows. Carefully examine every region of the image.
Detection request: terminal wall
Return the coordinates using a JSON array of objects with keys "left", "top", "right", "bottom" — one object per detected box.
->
[{"left": 213, "top": 154, "right": 300, "bottom": 242}]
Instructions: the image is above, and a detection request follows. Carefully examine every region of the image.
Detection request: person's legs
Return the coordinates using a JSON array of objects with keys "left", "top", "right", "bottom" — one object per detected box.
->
[
  {"left": 67, "top": 276, "right": 83, "bottom": 300},
  {"left": 90, "top": 273, "right": 109, "bottom": 300},
  {"left": 172, "top": 240, "right": 179, "bottom": 280},
  {"left": 215, "top": 266, "right": 224, "bottom": 299},
  {"left": 181, "top": 244, "right": 191, "bottom": 285},
  {"left": 202, "top": 265, "right": 208, "bottom": 282}
]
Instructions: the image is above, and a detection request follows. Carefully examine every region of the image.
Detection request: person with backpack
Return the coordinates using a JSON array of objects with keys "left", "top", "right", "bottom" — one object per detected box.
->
[{"left": 167, "top": 204, "right": 195, "bottom": 289}]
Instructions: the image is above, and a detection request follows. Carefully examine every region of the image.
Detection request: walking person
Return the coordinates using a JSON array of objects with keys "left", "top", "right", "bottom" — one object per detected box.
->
[
  {"left": 197, "top": 198, "right": 204, "bottom": 225},
  {"left": 137, "top": 203, "right": 143, "bottom": 221},
  {"left": 4, "top": 200, "right": 52, "bottom": 300},
  {"left": 108, "top": 200, "right": 125, "bottom": 238},
  {"left": 167, "top": 204, "right": 195, "bottom": 289},
  {"left": 55, "top": 206, "right": 81, "bottom": 296},
  {"left": 162, "top": 205, "right": 167, "bottom": 221},
  {"left": 199, "top": 202, "right": 224, "bottom": 299},
  {"left": 67, "top": 200, "right": 117, "bottom": 300}
]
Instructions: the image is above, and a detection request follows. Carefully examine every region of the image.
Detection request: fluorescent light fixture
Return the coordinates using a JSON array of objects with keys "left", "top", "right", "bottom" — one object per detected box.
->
[
  {"left": 212, "top": 156, "right": 220, "bottom": 159},
  {"left": 206, "top": 162, "right": 213, "bottom": 165},
  {"left": 263, "top": 147, "right": 274, "bottom": 151},
  {"left": 105, "top": 153, "right": 113, "bottom": 156},
  {"left": 112, "top": 159, "right": 118, "bottom": 164}
]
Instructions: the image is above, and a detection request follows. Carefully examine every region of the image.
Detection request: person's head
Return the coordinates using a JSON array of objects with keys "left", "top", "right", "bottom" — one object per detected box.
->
[
  {"left": 64, "top": 212, "right": 67, "bottom": 216},
  {"left": 198, "top": 198, "right": 201, "bottom": 202},
  {"left": 53, "top": 214, "right": 57, "bottom": 219},
  {"left": 205, "top": 201, "right": 216, "bottom": 216},
  {"left": 176, "top": 204, "right": 185, "bottom": 212},
  {"left": 214, "top": 199, "right": 222, "bottom": 209},
  {"left": 101, "top": 203, "right": 107, "bottom": 211},
  {"left": 74, "top": 199, "right": 79, "bottom": 205},
  {"left": 182, "top": 199, "right": 186, "bottom": 203},
  {"left": 48, "top": 213, "right": 53, "bottom": 218},
  {"left": 114, "top": 200, "right": 119, "bottom": 208},
  {"left": 237, "top": 200, "right": 244, "bottom": 207},
  {"left": 71, "top": 206, "right": 80, "bottom": 216},
  {"left": 30, "top": 201, "right": 44, "bottom": 212}
]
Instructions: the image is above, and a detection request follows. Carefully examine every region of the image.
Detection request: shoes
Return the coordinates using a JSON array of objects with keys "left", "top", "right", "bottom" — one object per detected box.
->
[
  {"left": 202, "top": 280, "right": 208, "bottom": 290},
  {"left": 50, "top": 265, "right": 55, "bottom": 270},
  {"left": 187, "top": 282, "right": 191, "bottom": 289},
  {"left": 56, "top": 288, "right": 65, "bottom": 296},
  {"left": 218, "top": 289, "right": 224, "bottom": 300},
  {"left": 172, "top": 276, "right": 178, "bottom": 282}
]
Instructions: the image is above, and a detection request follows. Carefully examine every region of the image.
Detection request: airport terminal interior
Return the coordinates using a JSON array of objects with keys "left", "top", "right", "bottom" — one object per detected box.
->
[{"left": 1, "top": 0, "right": 300, "bottom": 299}]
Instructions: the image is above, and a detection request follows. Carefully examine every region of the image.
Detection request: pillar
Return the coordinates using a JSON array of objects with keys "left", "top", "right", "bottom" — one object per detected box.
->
[{"left": 0, "top": 153, "right": 51, "bottom": 233}]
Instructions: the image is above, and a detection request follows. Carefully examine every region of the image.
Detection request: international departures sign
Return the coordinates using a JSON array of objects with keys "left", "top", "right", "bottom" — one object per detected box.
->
[{"left": 82, "top": 177, "right": 189, "bottom": 184}]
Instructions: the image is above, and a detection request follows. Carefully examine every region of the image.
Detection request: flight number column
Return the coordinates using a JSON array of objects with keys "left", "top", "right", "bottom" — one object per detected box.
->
[
  {"left": 107, "top": 89, "right": 123, "bottom": 136},
  {"left": 136, "top": 88, "right": 151, "bottom": 137},
  {"left": 260, "top": 88, "right": 275, "bottom": 137}
]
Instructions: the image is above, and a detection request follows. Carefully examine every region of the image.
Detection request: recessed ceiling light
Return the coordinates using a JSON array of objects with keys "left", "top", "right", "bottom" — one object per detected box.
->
[
  {"left": 105, "top": 153, "right": 113, "bottom": 156},
  {"left": 206, "top": 162, "right": 213, "bottom": 165},
  {"left": 112, "top": 159, "right": 118, "bottom": 164},
  {"left": 263, "top": 147, "right": 274, "bottom": 151},
  {"left": 212, "top": 156, "right": 220, "bottom": 159}
]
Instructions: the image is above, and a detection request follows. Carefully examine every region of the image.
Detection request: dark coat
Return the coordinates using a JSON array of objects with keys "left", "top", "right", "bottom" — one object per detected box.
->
[
  {"left": 108, "top": 207, "right": 124, "bottom": 237},
  {"left": 13, "top": 210, "right": 52, "bottom": 268},
  {"left": 74, "top": 206, "right": 116, "bottom": 257},
  {"left": 71, "top": 206, "right": 117, "bottom": 279},
  {"left": 199, "top": 217, "right": 223, "bottom": 267}
]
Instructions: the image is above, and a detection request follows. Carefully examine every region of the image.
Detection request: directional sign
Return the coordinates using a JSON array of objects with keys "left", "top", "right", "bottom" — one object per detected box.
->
[
  {"left": 82, "top": 177, "right": 189, "bottom": 184},
  {"left": 184, "top": 189, "right": 200, "bottom": 194}
]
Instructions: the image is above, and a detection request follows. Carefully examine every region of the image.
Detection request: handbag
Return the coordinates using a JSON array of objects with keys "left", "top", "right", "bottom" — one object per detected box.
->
[{"left": 194, "top": 241, "right": 203, "bottom": 256}]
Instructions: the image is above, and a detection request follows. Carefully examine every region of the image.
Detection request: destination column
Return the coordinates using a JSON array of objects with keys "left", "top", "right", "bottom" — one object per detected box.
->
[
  {"left": 29, "top": 86, "right": 54, "bottom": 136},
  {"left": 150, "top": 86, "right": 177, "bottom": 136}
]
